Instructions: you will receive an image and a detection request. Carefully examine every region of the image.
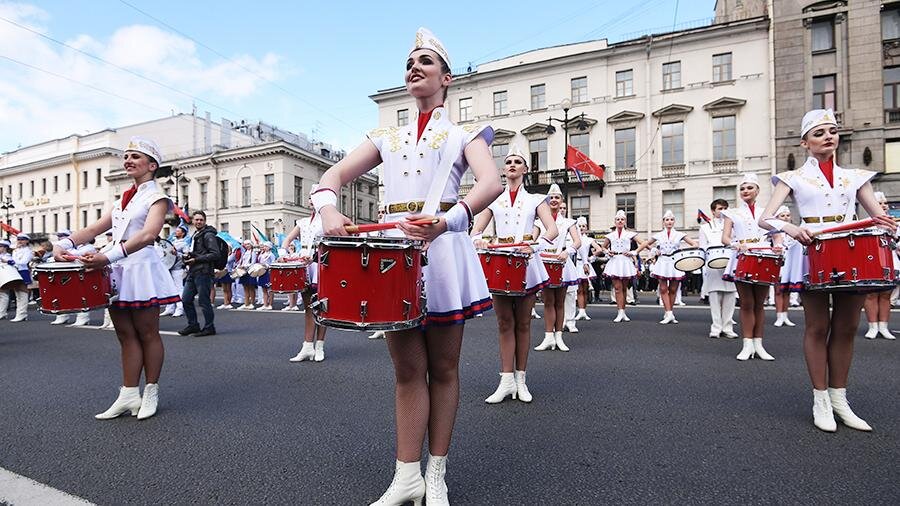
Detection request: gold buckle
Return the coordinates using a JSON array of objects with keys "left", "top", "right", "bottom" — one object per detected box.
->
[{"left": 406, "top": 201, "right": 422, "bottom": 213}]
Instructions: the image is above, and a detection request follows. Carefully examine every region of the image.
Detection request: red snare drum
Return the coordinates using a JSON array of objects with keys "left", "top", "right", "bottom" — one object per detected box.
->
[
  {"left": 478, "top": 249, "right": 529, "bottom": 296},
  {"left": 733, "top": 250, "right": 783, "bottom": 285},
  {"left": 805, "top": 228, "right": 897, "bottom": 291},
  {"left": 34, "top": 262, "right": 112, "bottom": 314},
  {"left": 269, "top": 261, "right": 308, "bottom": 293},
  {"left": 313, "top": 236, "right": 425, "bottom": 331},
  {"left": 542, "top": 258, "right": 565, "bottom": 288}
]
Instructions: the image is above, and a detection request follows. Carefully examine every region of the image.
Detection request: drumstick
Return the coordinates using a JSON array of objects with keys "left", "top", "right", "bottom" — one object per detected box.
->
[
  {"left": 344, "top": 218, "right": 440, "bottom": 234},
  {"left": 810, "top": 218, "right": 877, "bottom": 238},
  {"left": 486, "top": 242, "right": 537, "bottom": 249}
]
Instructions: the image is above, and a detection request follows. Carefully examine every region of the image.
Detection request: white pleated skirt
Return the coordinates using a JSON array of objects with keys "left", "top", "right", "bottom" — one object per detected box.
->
[
  {"left": 110, "top": 246, "right": 181, "bottom": 309},
  {"left": 603, "top": 255, "right": 637, "bottom": 280},
  {"left": 650, "top": 256, "right": 684, "bottom": 281},
  {"left": 525, "top": 254, "right": 550, "bottom": 294},
  {"left": 421, "top": 230, "right": 492, "bottom": 326}
]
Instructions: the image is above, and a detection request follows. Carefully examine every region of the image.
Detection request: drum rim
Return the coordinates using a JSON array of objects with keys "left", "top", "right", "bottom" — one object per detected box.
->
[
  {"left": 270, "top": 262, "right": 309, "bottom": 268},
  {"left": 318, "top": 235, "right": 424, "bottom": 249},
  {"left": 541, "top": 258, "right": 566, "bottom": 265},
  {"left": 477, "top": 249, "right": 531, "bottom": 258},
  {"left": 705, "top": 246, "right": 731, "bottom": 253},
  {"left": 814, "top": 227, "right": 886, "bottom": 241},
  {"left": 673, "top": 247, "right": 704, "bottom": 254},
  {"left": 740, "top": 250, "right": 781, "bottom": 259},
  {"left": 34, "top": 261, "right": 85, "bottom": 271}
]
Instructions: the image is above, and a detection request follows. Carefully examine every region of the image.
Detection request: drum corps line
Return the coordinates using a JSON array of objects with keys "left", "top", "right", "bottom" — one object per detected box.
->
[{"left": 1, "top": 27, "right": 897, "bottom": 505}]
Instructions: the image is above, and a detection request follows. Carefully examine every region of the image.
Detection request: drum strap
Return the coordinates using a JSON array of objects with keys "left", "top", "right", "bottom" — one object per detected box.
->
[{"left": 422, "top": 132, "right": 466, "bottom": 217}]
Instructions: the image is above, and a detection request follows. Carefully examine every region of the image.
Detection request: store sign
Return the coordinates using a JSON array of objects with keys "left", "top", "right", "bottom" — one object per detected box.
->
[{"left": 23, "top": 197, "right": 50, "bottom": 206}]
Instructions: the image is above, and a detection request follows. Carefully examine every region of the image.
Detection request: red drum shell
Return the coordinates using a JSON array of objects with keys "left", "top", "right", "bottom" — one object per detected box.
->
[
  {"left": 269, "top": 262, "right": 308, "bottom": 293},
  {"left": 478, "top": 249, "right": 529, "bottom": 296},
  {"left": 314, "top": 236, "right": 424, "bottom": 331},
  {"left": 543, "top": 259, "right": 565, "bottom": 288},
  {"left": 733, "top": 251, "right": 782, "bottom": 285},
  {"left": 806, "top": 229, "right": 897, "bottom": 291},
  {"left": 35, "top": 262, "right": 111, "bottom": 314}
]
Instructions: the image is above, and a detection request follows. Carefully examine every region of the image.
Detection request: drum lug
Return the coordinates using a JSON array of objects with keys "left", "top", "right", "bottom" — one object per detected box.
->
[
  {"left": 79, "top": 271, "right": 85, "bottom": 281},
  {"left": 848, "top": 237, "right": 855, "bottom": 248},
  {"left": 48, "top": 273, "right": 55, "bottom": 283},
  {"left": 361, "top": 247, "right": 370, "bottom": 268},
  {"left": 52, "top": 299, "right": 60, "bottom": 310},
  {"left": 402, "top": 300, "right": 411, "bottom": 320},
  {"left": 505, "top": 280, "right": 510, "bottom": 291},
  {"left": 405, "top": 251, "right": 414, "bottom": 269},
  {"left": 851, "top": 268, "right": 858, "bottom": 281},
  {"left": 884, "top": 267, "right": 892, "bottom": 280},
  {"left": 82, "top": 297, "right": 89, "bottom": 311},
  {"left": 360, "top": 301, "right": 368, "bottom": 322},
  {"left": 830, "top": 269, "right": 845, "bottom": 282}
]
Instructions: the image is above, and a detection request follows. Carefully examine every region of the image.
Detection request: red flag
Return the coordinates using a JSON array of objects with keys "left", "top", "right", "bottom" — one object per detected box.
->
[
  {"left": 0, "top": 221, "right": 20, "bottom": 235},
  {"left": 173, "top": 203, "right": 191, "bottom": 222},
  {"left": 566, "top": 145, "right": 605, "bottom": 180}
]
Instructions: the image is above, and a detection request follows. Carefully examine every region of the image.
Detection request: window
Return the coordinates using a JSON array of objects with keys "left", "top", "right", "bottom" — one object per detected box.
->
[
  {"left": 264, "top": 174, "right": 274, "bottom": 204},
  {"left": 811, "top": 18, "right": 834, "bottom": 52},
  {"left": 713, "top": 186, "right": 736, "bottom": 209},
  {"left": 242, "top": 221, "right": 251, "bottom": 241},
  {"left": 81, "top": 210, "right": 87, "bottom": 227},
  {"left": 569, "top": 133, "right": 590, "bottom": 157},
  {"left": 616, "top": 193, "right": 637, "bottom": 229},
  {"left": 712, "top": 53, "right": 732, "bottom": 82},
  {"left": 17, "top": 218, "right": 22, "bottom": 231},
  {"left": 661, "top": 122, "right": 684, "bottom": 165},
  {"left": 529, "top": 138, "right": 548, "bottom": 171},
  {"left": 53, "top": 175, "right": 58, "bottom": 193},
  {"left": 41, "top": 178, "right": 46, "bottom": 195},
  {"left": 493, "top": 91, "right": 508, "bottom": 116},
  {"left": 883, "top": 8, "right": 900, "bottom": 40},
  {"left": 459, "top": 97, "right": 473, "bottom": 122},
  {"left": 96, "top": 208, "right": 102, "bottom": 220},
  {"left": 241, "top": 176, "right": 251, "bottom": 207},
  {"left": 199, "top": 182, "right": 208, "bottom": 211},
  {"left": 570, "top": 196, "right": 590, "bottom": 225},
  {"left": 531, "top": 84, "right": 546, "bottom": 110},
  {"left": 662, "top": 62, "right": 681, "bottom": 90},
  {"left": 813, "top": 75, "right": 836, "bottom": 110},
  {"left": 96, "top": 168, "right": 102, "bottom": 187},
  {"left": 571, "top": 76, "right": 588, "bottom": 103},
  {"left": 180, "top": 184, "right": 188, "bottom": 207},
  {"left": 615, "top": 70, "right": 633, "bottom": 97},
  {"left": 41, "top": 215, "right": 45, "bottom": 233},
  {"left": 615, "top": 128, "right": 636, "bottom": 168},
  {"left": 662, "top": 190, "right": 685, "bottom": 226},
  {"left": 369, "top": 203, "right": 375, "bottom": 219},
  {"left": 65, "top": 211, "right": 70, "bottom": 229},
  {"left": 30, "top": 216, "right": 34, "bottom": 232},
  {"left": 220, "top": 222, "right": 229, "bottom": 233},
  {"left": 53, "top": 214, "right": 58, "bottom": 231},
  {"left": 341, "top": 195, "right": 347, "bottom": 213},
  {"left": 712, "top": 115, "right": 737, "bottom": 161},
  {"left": 885, "top": 67, "right": 900, "bottom": 123},
  {"left": 265, "top": 219, "right": 274, "bottom": 239},
  {"left": 17, "top": 182, "right": 22, "bottom": 199},
  {"left": 65, "top": 173, "right": 71, "bottom": 191},
  {"left": 29, "top": 180, "right": 34, "bottom": 197},
  {"left": 294, "top": 176, "right": 303, "bottom": 205},
  {"left": 220, "top": 180, "right": 229, "bottom": 209},
  {"left": 397, "top": 109, "right": 409, "bottom": 127},
  {"left": 491, "top": 143, "right": 508, "bottom": 169},
  {"left": 82, "top": 170, "right": 88, "bottom": 189}
]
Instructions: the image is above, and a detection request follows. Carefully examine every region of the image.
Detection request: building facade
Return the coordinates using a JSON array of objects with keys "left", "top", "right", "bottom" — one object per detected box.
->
[
  {"left": 0, "top": 114, "right": 377, "bottom": 241},
  {"left": 370, "top": 14, "right": 772, "bottom": 235},
  {"left": 772, "top": 0, "right": 900, "bottom": 202}
]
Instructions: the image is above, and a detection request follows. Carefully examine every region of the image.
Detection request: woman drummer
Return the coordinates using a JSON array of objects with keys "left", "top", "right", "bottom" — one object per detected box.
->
[
  {"left": 314, "top": 28, "right": 503, "bottom": 506},
  {"left": 471, "top": 143, "right": 558, "bottom": 403},
  {"left": 280, "top": 241, "right": 301, "bottom": 311},
  {"left": 861, "top": 192, "right": 897, "bottom": 340},
  {"left": 721, "top": 173, "right": 780, "bottom": 361},
  {"left": 602, "top": 210, "right": 639, "bottom": 322},
  {"left": 573, "top": 217, "right": 601, "bottom": 321},
  {"left": 533, "top": 184, "right": 581, "bottom": 352},
  {"left": 281, "top": 202, "right": 327, "bottom": 362},
  {"left": 773, "top": 206, "right": 799, "bottom": 328},
  {"left": 53, "top": 137, "right": 180, "bottom": 420},
  {"left": 635, "top": 210, "right": 698, "bottom": 324},
  {"left": 760, "top": 110, "right": 896, "bottom": 432}
]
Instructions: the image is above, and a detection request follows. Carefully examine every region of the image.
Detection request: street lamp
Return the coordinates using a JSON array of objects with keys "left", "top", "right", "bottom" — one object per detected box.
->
[
  {"left": 546, "top": 98, "right": 588, "bottom": 201},
  {"left": 1, "top": 196, "right": 14, "bottom": 239}
]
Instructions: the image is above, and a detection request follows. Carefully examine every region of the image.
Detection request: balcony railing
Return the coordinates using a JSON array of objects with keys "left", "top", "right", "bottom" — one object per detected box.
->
[
  {"left": 661, "top": 163, "right": 686, "bottom": 178},
  {"left": 712, "top": 160, "right": 738, "bottom": 174},
  {"left": 524, "top": 169, "right": 605, "bottom": 188},
  {"left": 614, "top": 167, "right": 637, "bottom": 182},
  {"left": 886, "top": 109, "right": 900, "bottom": 124}
]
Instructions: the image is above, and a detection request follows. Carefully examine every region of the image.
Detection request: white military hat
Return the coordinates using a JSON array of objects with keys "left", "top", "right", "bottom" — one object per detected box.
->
[
  {"left": 776, "top": 205, "right": 790, "bottom": 216},
  {"left": 576, "top": 216, "right": 587, "bottom": 226},
  {"left": 56, "top": 229, "right": 71, "bottom": 237},
  {"left": 0, "top": 239, "right": 10, "bottom": 247},
  {"left": 739, "top": 173, "right": 759, "bottom": 187},
  {"left": 547, "top": 183, "right": 563, "bottom": 196},
  {"left": 16, "top": 233, "right": 30, "bottom": 240},
  {"left": 615, "top": 210, "right": 626, "bottom": 219},
  {"left": 505, "top": 143, "right": 528, "bottom": 165},
  {"left": 663, "top": 209, "right": 675, "bottom": 219},
  {"left": 411, "top": 27, "right": 451, "bottom": 69},
  {"left": 800, "top": 109, "right": 838, "bottom": 139},
  {"left": 125, "top": 136, "right": 162, "bottom": 165},
  {"left": 874, "top": 191, "right": 887, "bottom": 203}
]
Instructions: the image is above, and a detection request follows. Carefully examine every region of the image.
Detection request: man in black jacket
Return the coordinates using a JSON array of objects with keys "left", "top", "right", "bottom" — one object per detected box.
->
[{"left": 179, "top": 210, "right": 218, "bottom": 336}]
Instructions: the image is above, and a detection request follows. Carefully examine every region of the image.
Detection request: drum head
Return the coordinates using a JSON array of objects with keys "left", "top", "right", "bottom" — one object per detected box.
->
[
  {"left": 707, "top": 257, "right": 730, "bottom": 269},
  {"left": 318, "top": 235, "right": 423, "bottom": 250},
  {"left": 156, "top": 239, "right": 177, "bottom": 270},
  {"left": 674, "top": 257, "right": 705, "bottom": 272},
  {"left": 248, "top": 263, "right": 267, "bottom": 277},
  {"left": 34, "top": 261, "right": 83, "bottom": 271}
]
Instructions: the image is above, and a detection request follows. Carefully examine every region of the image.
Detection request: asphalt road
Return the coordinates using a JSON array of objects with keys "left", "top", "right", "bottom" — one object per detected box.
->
[{"left": 1, "top": 300, "right": 898, "bottom": 505}]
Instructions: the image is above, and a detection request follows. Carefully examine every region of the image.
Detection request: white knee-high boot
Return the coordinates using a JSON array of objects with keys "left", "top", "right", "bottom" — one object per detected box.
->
[
  {"left": 0, "top": 291, "right": 8, "bottom": 319},
  {"left": 10, "top": 291, "right": 28, "bottom": 322}
]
